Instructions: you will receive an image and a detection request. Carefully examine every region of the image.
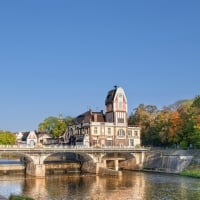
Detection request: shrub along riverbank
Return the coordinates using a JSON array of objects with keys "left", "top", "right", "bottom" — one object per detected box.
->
[{"left": 179, "top": 168, "right": 200, "bottom": 178}]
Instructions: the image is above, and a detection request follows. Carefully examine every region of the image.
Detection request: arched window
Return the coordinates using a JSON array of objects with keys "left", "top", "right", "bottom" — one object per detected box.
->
[{"left": 118, "top": 129, "right": 125, "bottom": 137}]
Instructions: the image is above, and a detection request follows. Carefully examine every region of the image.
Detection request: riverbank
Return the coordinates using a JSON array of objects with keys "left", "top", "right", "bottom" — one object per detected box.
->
[{"left": 142, "top": 168, "right": 200, "bottom": 179}]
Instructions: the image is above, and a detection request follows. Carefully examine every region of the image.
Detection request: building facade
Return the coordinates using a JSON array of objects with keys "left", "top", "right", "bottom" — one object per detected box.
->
[
  {"left": 64, "top": 86, "right": 140, "bottom": 147},
  {"left": 21, "top": 131, "right": 38, "bottom": 146}
]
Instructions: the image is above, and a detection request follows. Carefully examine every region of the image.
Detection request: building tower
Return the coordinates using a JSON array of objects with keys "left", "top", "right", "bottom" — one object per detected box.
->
[
  {"left": 105, "top": 86, "right": 128, "bottom": 125},
  {"left": 65, "top": 85, "right": 141, "bottom": 147}
]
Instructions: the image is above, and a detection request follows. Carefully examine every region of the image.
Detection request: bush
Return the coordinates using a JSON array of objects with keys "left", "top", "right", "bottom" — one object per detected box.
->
[{"left": 180, "top": 141, "right": 188, "bottom": 150}]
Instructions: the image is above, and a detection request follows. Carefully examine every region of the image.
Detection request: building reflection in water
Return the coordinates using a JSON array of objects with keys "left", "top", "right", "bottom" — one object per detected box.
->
[
  {"left": 22, "top": 177, "right": 48, "bottom": 200},
  {"left": 18, "top": 172, "right": 146, "bottom": 200},
  {"left": 87, "top": 172, "right": 146, "bottom": 200}
]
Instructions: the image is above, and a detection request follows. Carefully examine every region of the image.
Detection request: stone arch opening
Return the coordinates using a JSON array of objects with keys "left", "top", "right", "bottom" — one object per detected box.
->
[
  {"left": 0, "top": 152, "right": 33, "bottom": 163},
  {"left": 44, "top": 152, "right": 93, "bottom": 163},
  {"left": 102, "top": 152, "right": 137, "bottom": 170},
  {"left": 44, "top": 152, "right": 94, "bottom": 175},
  {"left": 0, "top": 152, "right": 34, "bottom": 176}
]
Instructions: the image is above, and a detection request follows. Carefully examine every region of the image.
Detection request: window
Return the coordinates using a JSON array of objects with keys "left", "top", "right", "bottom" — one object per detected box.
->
[
  {"left": 128, "top": 130, "right": 132, "bottom": 137},
  {"left": 130, "top": 139, "right": 134, "bottom": 146},
  {"left": 108, "top": 128, "right": 111, "bottom": 135},
  {"left": 94, "top": 127, "right": 98, "bottom": 134},
  {"left": 119, "top": 102, "right": 123, "bottom": 109},
  {"left": 118, "top": 118, "right": 124, "bottom": 123},
  {"left": 117, "top": 129, "right": 125, "bottom": 137},
  {"left": 106, "top": 140, "right": 112, "bottom": 146},
  {"left": 118, "top": 94, "right": 123, "bottom": 109},
  {"left": 134, "top": 131, "right": 138, "bottom": 137}
]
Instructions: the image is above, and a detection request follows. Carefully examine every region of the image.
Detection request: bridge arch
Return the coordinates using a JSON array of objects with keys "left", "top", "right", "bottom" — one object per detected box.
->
[
  {"left": 100, "top": 152, "right": 138, "bottom": 170},
  {"left": 0, "top": 151, "right": 34, "bottom": 163},
  {"left": 44, "top": 151, "right": 94, "bottom": 164}
]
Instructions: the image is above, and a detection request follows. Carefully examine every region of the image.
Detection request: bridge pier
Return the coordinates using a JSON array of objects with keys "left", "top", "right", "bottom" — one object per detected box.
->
[
  {"left": 25, "top": 154, "right": 48, "bottom": 177},
  {"left": 26, "top": 162, "right": 46, "bottom": 177},
  {"left": 103, "top": 159, "right": 107, "bottom": 168},
  {"left": 102, "top": 158, "right": 121, "bottom": 171},
  {"left": 114, "top": 160, "right": 119, "bottom": 171}
]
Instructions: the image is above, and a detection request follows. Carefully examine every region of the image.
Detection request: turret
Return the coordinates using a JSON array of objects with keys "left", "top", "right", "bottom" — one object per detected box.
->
[{"left": 105, "top": 86, "right": 128, "bottom": 125}]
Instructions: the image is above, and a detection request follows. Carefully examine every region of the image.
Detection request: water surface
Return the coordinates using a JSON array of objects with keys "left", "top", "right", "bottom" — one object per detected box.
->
[{"left": 0, "top": 172, "right": 200, "bottom": 200}]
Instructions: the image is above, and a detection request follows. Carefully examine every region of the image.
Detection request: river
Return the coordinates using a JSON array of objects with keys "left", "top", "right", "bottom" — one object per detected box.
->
[{"left": 0, "top": 171, "right": 200, "bottom": 200}]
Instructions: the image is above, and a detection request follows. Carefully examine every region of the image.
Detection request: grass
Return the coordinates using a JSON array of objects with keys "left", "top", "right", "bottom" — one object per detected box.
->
[
  {"left": 179, "top": 168, "right": 200, "bottom": 178},
  {"left": 9, "top": 195, "right": 34, "bottom": 200}
]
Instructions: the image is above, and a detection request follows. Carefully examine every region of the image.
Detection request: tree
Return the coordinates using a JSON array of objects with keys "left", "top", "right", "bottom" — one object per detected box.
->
[
  {"left": 129, "top": 104, "right": 159, "bottom": 146},
  {"left": 128, "top": 96, "right": 200, "bottom": 148},
  {"left": 192, "top": 95, "right": 200, "bottom": 108},
  {"left": 0, "top": 131, "right": 16, "bottom": 145},
  {"left": 184, "top": 95, "right": 200, "bottom": 148},
  {"left": 63, "top": 116, "right": 73, "bottom": 127},
  {"left": 155, "top": 109, "right": 170, "bottom": 146},
  {"left": 38, "top": 116, "right": 70, "bottom": 138},
  {"left": 167, "top": 111, "right": 183, "bottom": 144}
]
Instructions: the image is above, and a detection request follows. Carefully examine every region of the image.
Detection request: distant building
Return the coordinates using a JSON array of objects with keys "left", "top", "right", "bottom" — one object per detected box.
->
[
  {"left": 15, "top": 132, "right": 24, "bottom": 143},
  {"left": 21, "top": 131, "right": 38, "bottom": 146},
  {"left": 16, "top": 131, "right": 58, "bottom": 146},
  {"left": 64, "top": 86, "right": 140, "bottom": 147},
  {"left": 37, "top": 131, "right": 54, "bottom": 145}
]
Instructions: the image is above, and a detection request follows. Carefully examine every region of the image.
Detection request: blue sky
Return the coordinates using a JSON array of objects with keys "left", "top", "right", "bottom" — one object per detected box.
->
[{"left": 0, "top": 1, "right": 200, "bottom": 132}]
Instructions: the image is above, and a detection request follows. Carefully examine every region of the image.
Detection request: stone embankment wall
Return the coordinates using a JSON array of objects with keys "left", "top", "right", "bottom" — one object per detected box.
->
[
  {"left": 143, "top": 149, "right": 200, "bottom": 173},
  {"left": 0, "top": 164, "right": 25, "bottom": 175}
]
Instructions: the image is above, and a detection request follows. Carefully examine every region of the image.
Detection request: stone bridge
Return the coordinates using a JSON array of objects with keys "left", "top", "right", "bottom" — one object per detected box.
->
[{"left": 0, "top": 145, "right": 149, "bottom": 177}]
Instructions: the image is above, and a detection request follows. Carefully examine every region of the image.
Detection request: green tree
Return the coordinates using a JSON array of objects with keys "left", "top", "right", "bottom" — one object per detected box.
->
[
  {"left": 63, "top": 116, "right": 73, "bottom": 126},
  {"left": 129, "top": 104, "right": 159, "bottom": 146},
  {"left": 155, "top": 109, "right": 171, "bottom": 146},
  {"left": 129, "top": 96, "right": 200, "bottom": 148},
  {"left": 38, "top": 116, "right": 73, "bottom": 138},
  {"left": 0, "top": 131, "right": 16, "bottom": 145},
  {"left": 192, "top": 95, "right": 200, "bottom": 108},
  {"left": 184, "top": 95, "right": 200, "bottom": 148}
]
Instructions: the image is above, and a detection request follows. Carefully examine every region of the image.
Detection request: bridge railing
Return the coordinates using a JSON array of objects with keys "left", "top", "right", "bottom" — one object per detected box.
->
[{"left": 0, "top": 144, "right": 150, "bottom": 151}]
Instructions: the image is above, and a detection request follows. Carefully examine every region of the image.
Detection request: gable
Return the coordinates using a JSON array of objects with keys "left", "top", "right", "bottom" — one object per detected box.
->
[{"left": 27, "top": 131, "right": 37, "bottom": 140}]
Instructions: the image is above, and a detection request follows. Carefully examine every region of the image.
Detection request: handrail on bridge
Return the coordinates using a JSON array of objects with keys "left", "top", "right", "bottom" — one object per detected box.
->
[{"left": 0, "top": 145, "right": 150, "bottom": 152}]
